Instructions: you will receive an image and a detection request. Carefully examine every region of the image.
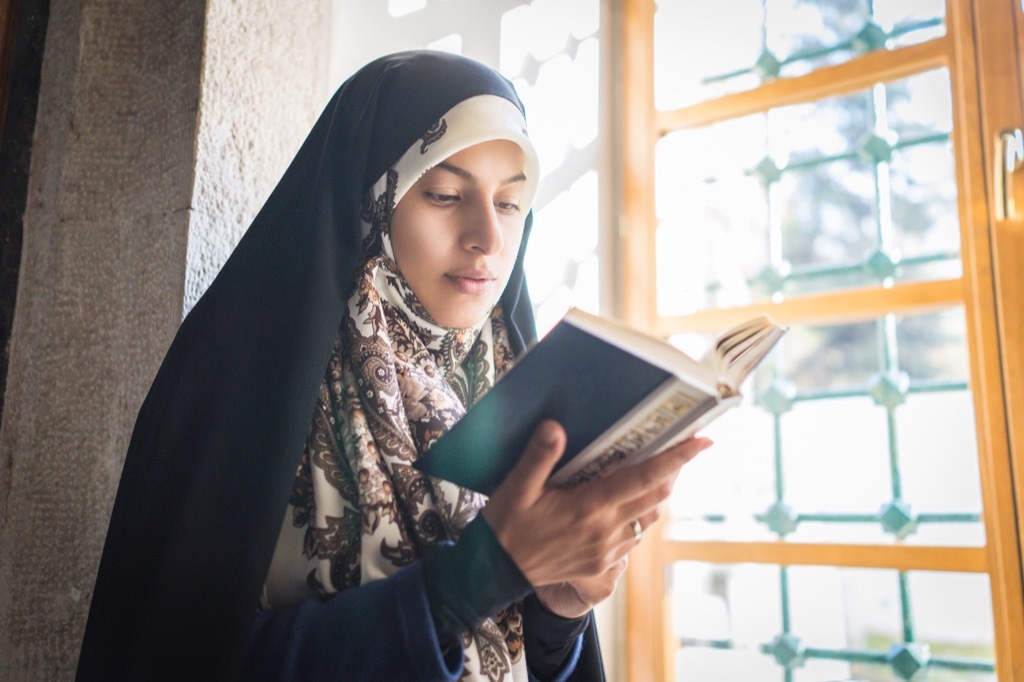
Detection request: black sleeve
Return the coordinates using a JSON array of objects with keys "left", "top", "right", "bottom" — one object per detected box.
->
[
  {"left": 522, "top": 594, "right": 592, "bottom": 680},
  {"left": 428, "top": 515, "right": 592, "bottom": 681},
  {"left": 242, "top": 560, "right": 463, "bottom": 682},
  {"left": 423, "top": 513, "right": 534, "bottom": 643},
  {"left": 243, "top": 514, "right": 594, "bottom": 681}
]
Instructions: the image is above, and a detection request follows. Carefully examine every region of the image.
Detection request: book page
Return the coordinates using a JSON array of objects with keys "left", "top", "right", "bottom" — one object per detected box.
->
[{"left": 704, "top": 316, "right": 787, "bottom": 389}]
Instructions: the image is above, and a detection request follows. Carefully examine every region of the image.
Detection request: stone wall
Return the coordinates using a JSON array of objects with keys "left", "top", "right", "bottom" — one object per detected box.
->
[
  {"left": 0, "top": 1, "right": 330, "bottom": 678},
  {"left": 0, "top": 0, "right": 49, "bottom": 429},
  {"left": 185, "top": 0, "right": 330, "bottom": 313}
]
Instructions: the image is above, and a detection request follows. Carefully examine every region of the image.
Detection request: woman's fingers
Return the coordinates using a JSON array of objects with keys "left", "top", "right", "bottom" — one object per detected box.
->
[
  {"left": 581, "top": 436, "right": 713, "bottom": 523},
  {"left": 502, "top": 420, "right": 567, "bottom": 502},
  {"left": 483, "top": 426, "right": 713, "bottom": 589},
  {"left": 605, "top": 508, "right": 661, "bottom": 558},
  {"left": 485, "top": 420, "right": 566, "bottom": 516},
  {"left": 482, "top": 420, "right": 571, "bottom": 578},
  {"left": 561, "top": 437, "right": 712, "bottom": 563}
]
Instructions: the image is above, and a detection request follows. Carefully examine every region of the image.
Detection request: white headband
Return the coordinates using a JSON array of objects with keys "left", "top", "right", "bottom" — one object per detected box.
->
[{"left": 371, "top": 94, "right": 541, "bottom": 221}]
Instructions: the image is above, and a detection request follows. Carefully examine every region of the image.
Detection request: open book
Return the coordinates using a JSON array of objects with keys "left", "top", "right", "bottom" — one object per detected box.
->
[{"left": 414, "top": 308, "right": 787, "bottom": 494}]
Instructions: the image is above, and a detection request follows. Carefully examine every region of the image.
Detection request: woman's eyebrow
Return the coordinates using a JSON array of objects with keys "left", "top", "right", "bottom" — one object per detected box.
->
[{"left": 435, "top": 161, "right": 527, "bottom": 186}]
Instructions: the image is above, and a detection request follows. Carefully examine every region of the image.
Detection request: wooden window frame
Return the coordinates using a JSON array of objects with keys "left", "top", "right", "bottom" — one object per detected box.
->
[{"left": 616, "top": 0, "right": 1024, "bottom": 679}]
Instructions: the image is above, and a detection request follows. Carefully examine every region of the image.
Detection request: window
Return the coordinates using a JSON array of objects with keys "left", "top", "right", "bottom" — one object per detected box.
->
[{"left": 619, "top": 0, "right": 1024, "bottom": 679}]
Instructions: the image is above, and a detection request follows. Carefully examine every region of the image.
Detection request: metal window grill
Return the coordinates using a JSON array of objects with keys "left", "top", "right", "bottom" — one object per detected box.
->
[{"left": 664, "top": 3, "right": 995, "bottom": 679}]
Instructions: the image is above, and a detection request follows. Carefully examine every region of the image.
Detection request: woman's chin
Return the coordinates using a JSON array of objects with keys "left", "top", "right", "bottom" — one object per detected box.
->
[{"left": 429, "top": 299, "right": 495, "bottom": 329}]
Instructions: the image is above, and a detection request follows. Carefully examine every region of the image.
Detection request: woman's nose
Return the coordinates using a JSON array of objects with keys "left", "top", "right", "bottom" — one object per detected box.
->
[{"left": 460, "top": 198, "right": 504, "bottom": 255}]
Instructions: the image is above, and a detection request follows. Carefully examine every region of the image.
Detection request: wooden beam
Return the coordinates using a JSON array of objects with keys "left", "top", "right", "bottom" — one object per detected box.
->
[
  {"left": 657, "top": 38, "right": 951, "bottom": 134},
  {"left": 618, "top": 0, "right": 657, "bottom": 330},
  {"left": 665, "top": 540, "right": 987, "bottom": 573},
  {"left": 620, "top": 3, "right": 666, "bottom": 679},
  {"left": 949, "top": 0, "right": 1024, "bottom": 677},
  {"left": 653, "top": 278, "right": 964, "bottom": 335}
]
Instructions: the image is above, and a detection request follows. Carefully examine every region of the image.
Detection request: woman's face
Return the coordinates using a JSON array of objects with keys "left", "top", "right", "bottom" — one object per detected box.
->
[{"left": 390, "top": 139, "right": 528, "bottom": 329}]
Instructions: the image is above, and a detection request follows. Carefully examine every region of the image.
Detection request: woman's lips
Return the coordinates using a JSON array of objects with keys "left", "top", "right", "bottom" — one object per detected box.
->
[{"left": 446, "top": 271, "right": 495, "bottom": 295}]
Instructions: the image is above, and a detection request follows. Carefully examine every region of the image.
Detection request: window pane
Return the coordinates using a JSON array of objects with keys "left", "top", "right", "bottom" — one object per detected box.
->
[
  {"left": 668, "top": 309, "right": 983, "bottom": 547},
  {"left": 671, "top": 563, "right": 995, "bottom": 681},
  {"left": 655, "top": 0, "right": 947, "bottom": 110},
  {"left": 499, "top": 1, "right": 603, "bottom": 331},
  {"left": 655, "top": 69, "right": 958, "bottom": 315}
]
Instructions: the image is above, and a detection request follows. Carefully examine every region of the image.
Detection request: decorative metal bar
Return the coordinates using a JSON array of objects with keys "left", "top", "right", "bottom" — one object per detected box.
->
[
  {"left": 773, "top": 412, "right": 785, "bottom": 501},
  {"left": 741, "top": 133, "right": 950, "bottom": 184},
  {"left": 917, "top": 512, "right": 981, "bottom": 522},
  {"left": 791, "top": 513, "right": 881, "bottom": 523},
  {"left": 741, "top": 250, "right": 960, "bottom": 296},
  {"left": 908, "top": 378, "right": 969, "bottom": 393},
  {"left": 702, "top": 18, "right": 945, "bottom": 87},
  {"left": 678, "top": 637, "right": 736, "bottom": 650},
  {"left": 899, "top": 571, "right": 915, "bottom": 643},
  {"left": 791, "top": 386, "right": 871, "bottom": 402},
  {"left": 800, "top": 647, "right": 887, "bottom": 664},
  {"left": 780, "top": 566, "right": 792, "bottom": 632},
  {"left": 770, "top": 377, "right": 966, "bottom": 407},
  {"left": 736, "top": 511, "right": 981, "bottom": 525},
  {"left": 773, "top": 150, "right": 860, "bottom": 173},
  {"left": 928, "top": 657, "right": 998, "bottom": 672},
  {"left": 892, "top": 131, "right": 950, "bottom": 150},
  {"left": 780, "top": 251, "right": 954, "bottom": 281},
  {"left": 889, "top": 18, "right": 945, "bottom": 41},
  {"left": 676, "top": 639, "right": 995, "bottom": 673}
]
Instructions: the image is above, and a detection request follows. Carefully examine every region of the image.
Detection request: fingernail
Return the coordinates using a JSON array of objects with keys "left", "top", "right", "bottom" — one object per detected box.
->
[{"left": 540, "top": 421, "right": 559, "bottom": 445}]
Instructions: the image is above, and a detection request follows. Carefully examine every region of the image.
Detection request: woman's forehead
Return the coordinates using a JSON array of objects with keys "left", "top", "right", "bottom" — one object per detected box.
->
[{"left": 426, "top": 141, "right": 527, "bottom": 181}]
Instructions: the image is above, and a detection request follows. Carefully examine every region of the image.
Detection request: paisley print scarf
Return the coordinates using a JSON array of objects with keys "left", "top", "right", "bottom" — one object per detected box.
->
[{"left": 262, "top": 95, "right": 540, "bottom": 682}]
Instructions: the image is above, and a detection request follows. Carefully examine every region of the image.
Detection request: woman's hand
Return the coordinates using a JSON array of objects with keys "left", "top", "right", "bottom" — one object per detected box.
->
[
  {"left": 481, "top": 420, "right": 712, "bottom": 593},
  {"left": 533, "top": 557, "right": 628, "bottom": 619}
]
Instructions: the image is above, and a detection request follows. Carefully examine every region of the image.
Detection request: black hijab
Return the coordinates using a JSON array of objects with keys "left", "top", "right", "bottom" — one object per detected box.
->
[{"left": 75, "top": 51, "right": 542, "bottom": 680}]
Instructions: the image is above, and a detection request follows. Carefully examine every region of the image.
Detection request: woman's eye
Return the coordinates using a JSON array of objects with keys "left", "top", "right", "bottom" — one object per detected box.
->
[{"left": 425, "top": 191, "right": 459, "bottom": 205}]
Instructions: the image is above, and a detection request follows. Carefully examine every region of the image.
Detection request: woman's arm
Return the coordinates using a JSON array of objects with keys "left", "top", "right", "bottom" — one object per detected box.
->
[
  {"left": 425, "top": 514, "right": 589, "bottom": 680},
  {"left": 243, "top": 516, "right": 587, "bottom": 682},
  {"left": 243, "top": 560, "right": 460, "bottom": 682},
  {"left": 244, "top": 421, "right": 709, "bottom": 681}
]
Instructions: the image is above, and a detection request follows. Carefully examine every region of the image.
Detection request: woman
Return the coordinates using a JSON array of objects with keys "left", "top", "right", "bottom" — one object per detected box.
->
[{"left": 76, "top": 51, "right": 710, "bottom": 681}]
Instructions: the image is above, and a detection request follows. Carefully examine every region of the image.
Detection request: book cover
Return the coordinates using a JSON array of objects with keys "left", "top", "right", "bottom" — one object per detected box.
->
[{"left": 414, "top": 308, "right": 784, "bottom": 494}]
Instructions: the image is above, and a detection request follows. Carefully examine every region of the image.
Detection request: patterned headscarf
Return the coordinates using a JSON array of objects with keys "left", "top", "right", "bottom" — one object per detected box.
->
[{"left": 262, "top": 95, "right": 541, "bottom": 682}]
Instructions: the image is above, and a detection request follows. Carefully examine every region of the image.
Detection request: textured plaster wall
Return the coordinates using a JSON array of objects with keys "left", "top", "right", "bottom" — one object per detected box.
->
[
  {"left": 0, "top": 1, "right": 331, "bottom": 679},
  {"left": 185, "top": 0, "right": 331, "bottom": 313},
  {"left": 0, "top": 2, "right": 206, "bottom": 678}
]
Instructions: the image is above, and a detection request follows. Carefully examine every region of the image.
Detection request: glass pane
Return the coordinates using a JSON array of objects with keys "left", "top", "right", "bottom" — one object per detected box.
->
[
  {"left": 524, "top": 171, "right": 601, "bottom": 332},
  {"left": 499, "top": 1, "right": 604, "bottom": 332},
  {"left": 671, "top": 563, "right": 995, "bottom": 681},
  {"left": 655, "top": 69, "right": 959, "bottom": 316},
  {"left": 668, "top": 398, "right": 778, "bottom": 542},
  {"left": 655, "top": 114, "right": 770, "bottom": 314},
  {"left": 895, "top": 308, "right": 969, "bottom": 381},
  {"left": 654, "top": 0, "right": 765, "bottom": 111},
  {"left": 668, "top": 309, "right": 982, "bottom": 547},
  {"left": 655, "top": 0, "right": 947, "bottom": 110},
  {"left": 775, "top": 159, "right": 877, "bottom": 273},
  {"left": 775, "top": 319, "right": 879, "bottom": 391}
]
